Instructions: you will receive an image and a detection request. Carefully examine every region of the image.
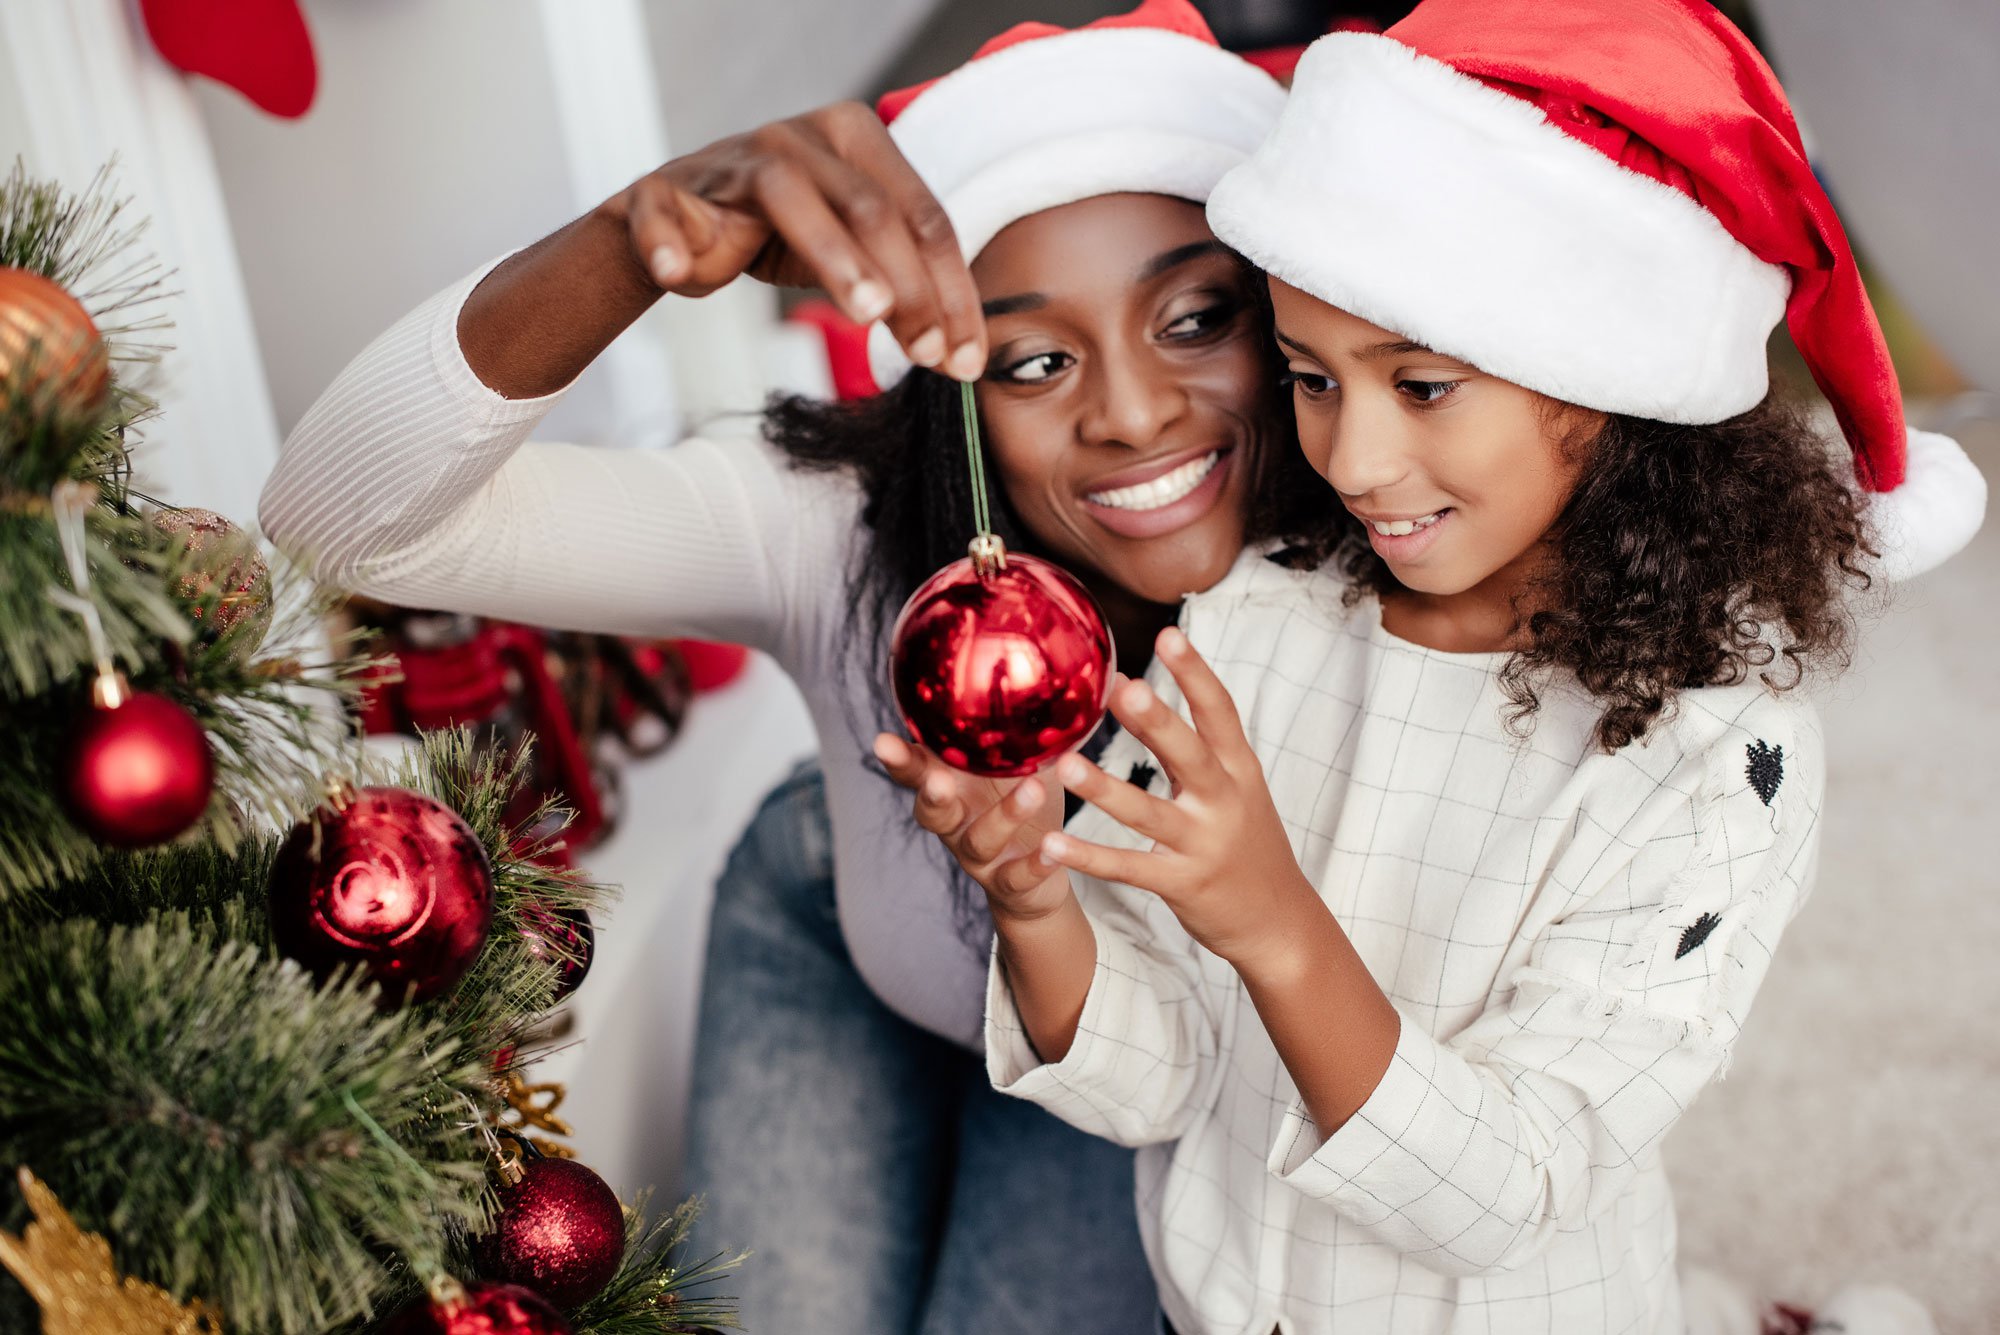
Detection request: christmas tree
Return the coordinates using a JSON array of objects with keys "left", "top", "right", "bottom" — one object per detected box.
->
[{"left": 0, "top": 163, "right": 740, "bottom": 1335}]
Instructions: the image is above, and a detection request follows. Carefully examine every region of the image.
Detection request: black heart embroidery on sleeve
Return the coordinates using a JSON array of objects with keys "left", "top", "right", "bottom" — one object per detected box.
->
[
  {"left": 1746, "top": 740, "right": 1784, "bottom": 806},
  {"left": 1676, "top": 911, "right": 1722, "bottom": 960},
  {"left": 1127, "top": 760, "right": 1159, "bottom": 792}
]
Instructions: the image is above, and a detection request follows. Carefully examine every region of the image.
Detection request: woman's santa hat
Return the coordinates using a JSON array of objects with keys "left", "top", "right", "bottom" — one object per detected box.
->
[
  {"left": 1206, "top": 0, "right": 1984, "bottom": 580},
  {"left": 864, "top": 0, "right": 1285, "bottom": 388}
]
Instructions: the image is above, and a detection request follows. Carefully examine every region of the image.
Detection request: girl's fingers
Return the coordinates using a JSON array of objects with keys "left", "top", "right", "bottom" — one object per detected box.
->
[
  {"left": 1156, "top": 627, "right": 1256, "bottom": 768},
  {"left": 872, "top": 732, "right": 928, "bottom": 790},
  {"left": 957, "top": 778, "right": 1042, "bottom": 866},
  {"left": 1055, "top": 753, "right": 1183, "bottom": 847},
  {"left": 1106, "top": 676, "right": 1227, "bottom": 797},
  {"left": 990, "top": 847, "right": 1061, "bottom": 899},
  {"left": 910, "top": 768, "right": 970, "bottom": 839},
  {"left": 1040, "top": 831, "right": 1168, "bottom": 895}
]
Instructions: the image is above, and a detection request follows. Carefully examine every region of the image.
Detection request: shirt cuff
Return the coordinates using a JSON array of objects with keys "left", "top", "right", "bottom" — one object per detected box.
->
[
  {"left": 429, "top": 252, "right": 582, "bottom": 426},
  {"left": 983, "top": 913, "right": 1133, "bottom": 1099}
]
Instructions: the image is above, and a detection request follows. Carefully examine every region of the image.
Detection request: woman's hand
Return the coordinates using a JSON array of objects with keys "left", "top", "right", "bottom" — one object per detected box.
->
[
  {"left": 612, "top": 101, "right": 986, "bottom": 379},
  {"left": 873, "top": 733, "right": 1074, "bottom": 925},
  {"left": 1040, "top": 627, "right": 1320, "bottom": 975}
]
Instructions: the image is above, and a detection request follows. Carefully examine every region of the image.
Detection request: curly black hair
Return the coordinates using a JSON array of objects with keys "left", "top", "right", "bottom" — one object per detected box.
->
[{"left": 1326, "top": 393, "right": 1875, "bottom": 751}]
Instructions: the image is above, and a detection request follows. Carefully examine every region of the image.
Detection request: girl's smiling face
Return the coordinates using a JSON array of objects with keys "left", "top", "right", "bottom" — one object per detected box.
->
[
  {"left": 972, "top": 194, "right": 1273, "bottom": 614},
  {"left": 1268, "top": 277, "right": 1599, "bottom": 643}
]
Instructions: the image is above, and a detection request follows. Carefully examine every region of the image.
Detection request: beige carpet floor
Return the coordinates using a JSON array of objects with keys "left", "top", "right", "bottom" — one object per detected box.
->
[{"left": 1668, "top": 413, "right": 1999, "bottom": 1332}]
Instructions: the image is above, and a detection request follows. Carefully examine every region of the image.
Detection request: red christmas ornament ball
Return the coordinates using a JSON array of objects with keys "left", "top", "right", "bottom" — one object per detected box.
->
[
  {"left": 268, "top": 786, "right": 495, "bottom": 1005},
  {"left": 58, "top": 684, "right": 215, "bottom": 847},
  {"left": 476, "top": 1155, "right": 625, "bottom": 1308},
  {"left": 890, "top": 549, "right": 1113, "bottom": 777},
  {"left": 379, "top": 1280, "right": 573, "bottom": 1335},
  {"left": 521, "top": 903, "right": 593, "bottom": 1004}
]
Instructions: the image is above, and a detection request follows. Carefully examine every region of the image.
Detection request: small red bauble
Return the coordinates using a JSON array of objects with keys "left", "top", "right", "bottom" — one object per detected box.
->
[
  {"left": 890, "top": 545, "right": 1113, "bottom": 777},
  {"left": 267, "top": 786, "right": 495, "bottom": 1005},
  {"left": 0, "top": 266, "right": 111, "bottom": 421},
  {"left": 476, "top": 1154, "right": 625, "bottom": 1308},
  {"left": 379, "top": 1279, "right": 573, "bottom": 1335},
  {"left": 521, "top": 903, "right": 593, "bottom": 1004},
  {"left": 58, "top": 678, "right": 215, "bottom": 848}
]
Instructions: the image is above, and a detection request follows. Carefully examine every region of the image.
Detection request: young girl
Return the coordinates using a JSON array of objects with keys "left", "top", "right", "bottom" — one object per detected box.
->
[{"left": 883, "top": 1, "right": 1984, "bottom": 1331}]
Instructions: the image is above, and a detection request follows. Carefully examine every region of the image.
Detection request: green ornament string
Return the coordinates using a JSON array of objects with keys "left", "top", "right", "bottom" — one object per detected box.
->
[{"left": 960, "top": 379, "right": 1005, "bottom": 574}]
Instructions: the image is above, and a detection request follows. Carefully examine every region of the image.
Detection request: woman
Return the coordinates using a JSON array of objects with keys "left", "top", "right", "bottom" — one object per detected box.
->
[{"left": 257, "top": 3, "right": 1337, "bottom": 1330}]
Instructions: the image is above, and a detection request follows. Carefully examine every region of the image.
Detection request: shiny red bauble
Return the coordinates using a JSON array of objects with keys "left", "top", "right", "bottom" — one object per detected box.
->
[
  {"left": 58, "top": 684, "right": 215, "bottom": 847},
  {"left": 521, "top": 903, "right": 593, "bottom": 1004},
  {"left": 379, "top": 1280, "right": 573, "bottom": 1334},
  {"left": 267, "top": 786, "right": 495, "bottom": 1005},
  {"left": 475, "top": 1155, "right": 625, "bottom": 1308},
  {"left": 890, "top": 549, "right": 1113, "bottom": 777}
]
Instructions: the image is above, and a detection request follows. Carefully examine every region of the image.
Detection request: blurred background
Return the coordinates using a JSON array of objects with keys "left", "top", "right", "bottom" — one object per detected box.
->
[{"left": 1, "top": 0, "right": 1993, "bottom": 1326}]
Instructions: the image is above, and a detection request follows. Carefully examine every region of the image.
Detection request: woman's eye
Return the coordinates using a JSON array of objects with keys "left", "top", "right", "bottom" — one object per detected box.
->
[
  {"left": 1280, "top": 370, "right": 1337, "bottom": 398},
  {"left": 1162, "top": 301, "right": 1238, "bottom": 339},
  {"left": 1398, "top": 378, "right": 1460, "bottom": 404},
  {"left": 997, "top": 351, "right": 1073, "bottom": 384}
]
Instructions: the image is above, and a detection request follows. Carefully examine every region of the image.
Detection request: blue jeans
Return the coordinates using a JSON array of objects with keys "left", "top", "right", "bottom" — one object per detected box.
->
[{"left": 684, "top": 762, "right": 1157, "bottom": 1335}]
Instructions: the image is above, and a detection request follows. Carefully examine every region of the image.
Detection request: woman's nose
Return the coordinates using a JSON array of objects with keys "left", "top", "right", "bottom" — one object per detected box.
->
[{"left": 1078, "top": 347, "right": 1187, "bottom": 450}]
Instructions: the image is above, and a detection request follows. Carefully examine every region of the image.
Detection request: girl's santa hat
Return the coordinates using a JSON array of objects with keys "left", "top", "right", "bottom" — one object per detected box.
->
[
  {"left": 1206, "top": 0, "right": 1984, "bottom": 580},
  {"left": 865, "top": 0, "right": 1285, "bottom": 388}
]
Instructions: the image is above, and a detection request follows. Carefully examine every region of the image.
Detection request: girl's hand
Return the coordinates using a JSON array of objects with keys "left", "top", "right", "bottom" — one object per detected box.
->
[
  {"left": 611, "top": 101, "right": 986, "bottom": 379},
  {"left": 873, "top": 732, "right": 1074, "bottom": 924},
  {"left": 1041, "top": 627, "right": 1318, "bottom": 974}
]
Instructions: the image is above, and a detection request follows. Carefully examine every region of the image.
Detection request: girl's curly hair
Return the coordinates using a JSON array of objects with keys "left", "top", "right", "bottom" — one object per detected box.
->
[{"left": 1330, "top": 394, "right": 1876, "bottom": 751}]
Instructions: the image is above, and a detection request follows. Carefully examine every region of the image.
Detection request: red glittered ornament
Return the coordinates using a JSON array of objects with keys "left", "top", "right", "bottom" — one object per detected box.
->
[
  {"left": 476, "top": 1149, "right": 625, "bottom": 1308},
  {"left": 267, "top": 785, "right": 495, "bottom": 1005},
  {"left": 379, "top": 1279, "right": 573, "bottom": 1335},
  {"left": 889, "top": 537, "right": 1113, "bottom": 777},
  {"left": 521, "top": 903, "right": 593, "bottom": 1004},
  {"left": 58, "top": 675, "right": 215, "bottom": 848}
]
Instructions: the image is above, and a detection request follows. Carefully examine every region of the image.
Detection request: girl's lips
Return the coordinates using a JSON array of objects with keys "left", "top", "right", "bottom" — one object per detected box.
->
[
  {"left": 1362, "top": 506, "right": 1453, "bottom": 560},
  {"left": 1083, "top": 447, "right": 1235, "bottom": 540}
]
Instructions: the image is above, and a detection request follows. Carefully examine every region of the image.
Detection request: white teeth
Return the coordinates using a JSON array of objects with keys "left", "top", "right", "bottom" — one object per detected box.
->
[
  {"left": 1087, "top": 451, "right": 1221, "bottom": 512},
  {"left": 1368, "top": 511, "right": 1443, "bottom": 537}
]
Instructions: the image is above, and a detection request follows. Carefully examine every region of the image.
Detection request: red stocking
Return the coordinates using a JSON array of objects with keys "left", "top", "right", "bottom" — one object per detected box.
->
[{"left": 139, "top": 0, "right": 318, "bottom": 119}]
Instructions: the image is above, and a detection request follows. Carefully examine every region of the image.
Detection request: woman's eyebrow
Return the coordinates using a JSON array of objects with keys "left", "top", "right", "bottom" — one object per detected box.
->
[
  {"left": 1136, "top": 240, "right": 1230, "bottom": 283},
  {"left": 982, "top": 292, "right": 1046, "bottom": 317}
]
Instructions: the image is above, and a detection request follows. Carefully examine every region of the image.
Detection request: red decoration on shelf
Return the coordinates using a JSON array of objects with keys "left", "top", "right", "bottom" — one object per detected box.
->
[
  {"left": 0, "top": 267, "right": 111, "bottom": 422},
  {"left": 267, "top": 786, "right": 495, "bottom": 1006},
  {"left": 890, "top": 545, "right": 1113, "bottom": 777},
  {"left": 380, "top": 1279, "right": 573, "bottom": 1335},
  {"left": 138, "top": 0, "right": 319, "bottom": 119},
  {"left": 58, "top": 675, "right": 214, "bottom": 848},
  {"left": 670, "top": 639, "right": 750, "bottom": 693},
  {"left": 521, "top": 904, "right": 593, "bottom": 1004},
  {"left": 476, "top": 1147, "right": 625, "bottom": 1308}
]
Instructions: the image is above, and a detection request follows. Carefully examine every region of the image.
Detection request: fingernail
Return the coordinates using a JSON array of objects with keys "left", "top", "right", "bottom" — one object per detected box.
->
[
  {"left": 945, "top": 343, "right": 985, "bottom": 382},
  {"left": 649, "top": 245, "right": 682, "bottom": 285},
  {"left": 908, "top": 328, "right": 946, "bottom": 368},
  {"left": 850, "top": 280, "right": 893, "bottom": 322},
  {"left": 1058, "top": 757, "right": 1086, "bottom": 784},
  {"left": 1043, "top": 833, "right": 1069, "bottom": 859}
]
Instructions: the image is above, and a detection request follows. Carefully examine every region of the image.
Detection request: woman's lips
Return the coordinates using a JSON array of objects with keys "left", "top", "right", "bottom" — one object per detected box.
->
[{"left": 1082, "top": 447, "right": 1234, "bottom": 540}]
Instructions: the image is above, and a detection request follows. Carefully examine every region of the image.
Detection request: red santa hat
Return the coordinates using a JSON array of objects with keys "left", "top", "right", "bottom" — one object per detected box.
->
[
  {"left": 1206, "top": 0, "right": 1984, "bottom": 581},
  {"left": 865, "top": 0, "right": 1285, "bottom": 388}
]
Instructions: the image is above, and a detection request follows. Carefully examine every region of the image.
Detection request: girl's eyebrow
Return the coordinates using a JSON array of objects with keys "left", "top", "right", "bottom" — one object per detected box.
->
[
  {"left": 1276, "top": 329, "right": 1457, "bottom": 365},
  {"left": 982, "top": 241, "right": 1230, "bottom": 319}
]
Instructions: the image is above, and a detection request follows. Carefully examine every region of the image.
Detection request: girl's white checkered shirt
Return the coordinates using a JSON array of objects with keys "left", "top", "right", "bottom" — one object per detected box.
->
[{"left": 986, "top": 545, "right": 1823, "bottom": 1335}]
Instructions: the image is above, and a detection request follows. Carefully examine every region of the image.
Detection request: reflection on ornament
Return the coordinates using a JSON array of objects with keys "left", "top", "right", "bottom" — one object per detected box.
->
[
  {"left": 379, "top": 1277, "right": 572, "bottom": 1335},
  {"left": 268, "top": 785, "right": 495, "bottom": 1005},
  {"left": 520, "top": 904, "right": 593, "bottom": 1004},
  {"left": 0, "top": 1168, "right": 223, "bottom": 1335},
  {"left": 0, "top": 267, "right": 111, "bottom": 421},
  {"left": 493, "top": 1070, "right": 575, "bottom": 1161},
  {"left": 57, "top": 674, "right": 215, "bottom": 848},
  {"left": 890, "top": 544, "right": 1113, "bottom": 776},
  {"left": 148, "top": 508, "right": 273, "bottom": 655}
]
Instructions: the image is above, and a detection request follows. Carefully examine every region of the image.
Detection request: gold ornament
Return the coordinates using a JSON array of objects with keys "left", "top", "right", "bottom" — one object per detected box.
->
[
  {"left": 0, "top": 1169, "right": 223, "bottom": 1335},
  {"left": 146, "top": 508, "right": 273, "bottom": 655},
  {"left": 493, "top": 1071, "right": 576, "bottom": 1160},
  {"left": 0, "top": 267, "right": 111, "bottom": 422}
]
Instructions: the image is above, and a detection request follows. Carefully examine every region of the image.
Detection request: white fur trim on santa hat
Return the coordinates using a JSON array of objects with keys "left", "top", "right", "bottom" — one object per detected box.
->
[
  {"left": 1207, "top": 32, "right": 1792, "bottom": 425},
  {"left": 1865, "top": 428, "right": 1986, "bottom": 581},
  {"left": 869, "top": 25, "right": 1283, "bottom": 388}
]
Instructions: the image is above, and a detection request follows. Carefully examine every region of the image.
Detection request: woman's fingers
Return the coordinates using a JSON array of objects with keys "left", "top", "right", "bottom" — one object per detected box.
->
[
  {"left": 625, "top": 177, "right": 698, "bottom": 288},
  {"left": 1054, "top": 753, "right": 1182, "bottom": 847},
  {"left": 746, "top": 153, "right": 897, "bottom": 326},
  {"left": 1156, "top": 627, "right": 1256, "bottom": 768},
  {"left": 1106, "top": 675, "right": 1227, "bottom": 797}
]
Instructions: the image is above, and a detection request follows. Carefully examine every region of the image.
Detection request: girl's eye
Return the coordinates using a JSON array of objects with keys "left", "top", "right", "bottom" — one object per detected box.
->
[
  {"left": 1279, "top": 370, "right": 1337, "bottom": 398},
  {"left": 995, "top": 350, "right": 1074, "bottom": 384},
  {"left": 1161, "top": 300, "right": 1239, "bottom": 340},
  {"left": 1398, "top": 378, "right": 1460, "bottom": 404}
]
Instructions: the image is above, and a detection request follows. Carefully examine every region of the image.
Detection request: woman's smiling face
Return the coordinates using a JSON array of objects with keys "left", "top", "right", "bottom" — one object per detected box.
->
[{"left": 971, "top": 193, "right": 1274, "bottom": 609}]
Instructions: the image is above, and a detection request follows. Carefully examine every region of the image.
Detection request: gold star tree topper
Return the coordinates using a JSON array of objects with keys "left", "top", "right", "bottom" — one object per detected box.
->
[{"left": 0, "top": 1169, "right": 222, "bottom": 1335}]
